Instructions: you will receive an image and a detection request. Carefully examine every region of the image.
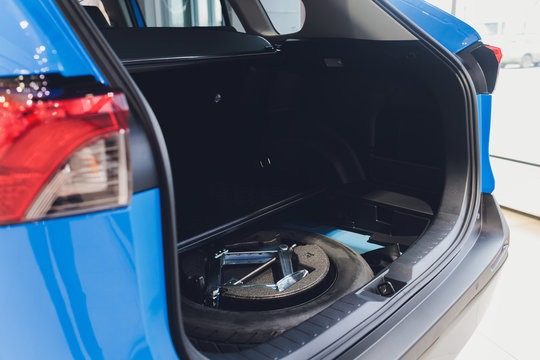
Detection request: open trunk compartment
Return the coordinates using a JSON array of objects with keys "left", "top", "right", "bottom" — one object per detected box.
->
[{"left": 101, "top": 26, "right": 471, "bottom": 355}]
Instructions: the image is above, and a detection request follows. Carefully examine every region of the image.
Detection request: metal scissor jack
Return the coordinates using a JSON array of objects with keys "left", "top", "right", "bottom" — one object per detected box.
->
[{"left": 206, "top": 244, "right": 309, "bottom": 307}]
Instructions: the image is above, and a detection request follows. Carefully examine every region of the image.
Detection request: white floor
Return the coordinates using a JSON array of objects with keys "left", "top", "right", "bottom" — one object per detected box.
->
[{"left": 456, "top": 209, "right": 540, "bottom": 360}]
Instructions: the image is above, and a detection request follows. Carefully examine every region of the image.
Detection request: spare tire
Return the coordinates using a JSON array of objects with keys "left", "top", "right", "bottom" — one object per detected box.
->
[{"left": 181, "top": 228, "right": 374, "bottom": 353}]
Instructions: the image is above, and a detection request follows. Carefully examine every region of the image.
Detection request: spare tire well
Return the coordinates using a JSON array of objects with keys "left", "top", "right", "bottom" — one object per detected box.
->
[{"left": 180, "top": 228, "right": 374, "bottom": 352}]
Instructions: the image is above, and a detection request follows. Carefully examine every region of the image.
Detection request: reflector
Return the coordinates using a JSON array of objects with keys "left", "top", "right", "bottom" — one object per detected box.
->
[{"left": 485, "top": 45, "right": 502, "bottom": 64}]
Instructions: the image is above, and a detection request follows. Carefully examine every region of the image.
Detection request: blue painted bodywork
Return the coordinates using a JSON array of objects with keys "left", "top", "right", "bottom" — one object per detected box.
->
[
  {"left": 387, "top": 0, "right": 481, "bottom": 54},
  {"left": 0, "top": 1, "right": 104, "bottom": 82},
  {"left": 477, "top": 94, "right": 495, "bottom": 193},
  {"left": 0, "top": 189, "right": 178, "bottom": 359}
]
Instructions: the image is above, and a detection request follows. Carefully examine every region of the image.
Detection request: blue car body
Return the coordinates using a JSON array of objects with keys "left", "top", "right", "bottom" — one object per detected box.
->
[{"left": 0, "top": 0, "right": 500, "bottom": 359}]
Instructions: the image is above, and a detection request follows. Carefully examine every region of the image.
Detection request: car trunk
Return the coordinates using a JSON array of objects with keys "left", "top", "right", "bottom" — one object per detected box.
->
[{"left": 102, "top": 27, "right": 472, "bottom": 355}]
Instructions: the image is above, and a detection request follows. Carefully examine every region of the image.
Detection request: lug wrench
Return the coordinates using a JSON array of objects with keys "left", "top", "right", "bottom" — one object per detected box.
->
[{"left": 231, "top": 257, "right": 277, "bottom": 285}]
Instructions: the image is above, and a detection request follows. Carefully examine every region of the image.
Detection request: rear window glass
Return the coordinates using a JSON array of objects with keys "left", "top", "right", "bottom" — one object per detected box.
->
[
  {"left": 80, "top": 0, "right": 301, "bottom": 34},
  {"left": 80, "top": 0, "right": 229, "bottom": 28},
  {"left": 136, "top": 0, "right": 225, "bottom": 27},
  {"left": 259, "top": 0, "right": 305, "bottom": 34}
]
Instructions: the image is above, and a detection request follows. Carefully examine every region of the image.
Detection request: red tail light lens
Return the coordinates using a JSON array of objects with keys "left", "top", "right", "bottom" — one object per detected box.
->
[
  {"left": 0, "top": 74, "right": 131, "bottom": 225},
  {"left": 485, "top": 45, "right": 502, "bottom": 63}
]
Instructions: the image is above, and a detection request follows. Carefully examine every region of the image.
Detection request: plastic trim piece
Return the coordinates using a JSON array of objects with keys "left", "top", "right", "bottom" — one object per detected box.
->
[
  {"left": 457, "top": 42, "right": 501, "bottom": 95},
  {"left": 178, "top": 189, "right": 325, "bottom": 252},
  {"left": 121, "top": 51, "right": 278, "bottom": 73}
]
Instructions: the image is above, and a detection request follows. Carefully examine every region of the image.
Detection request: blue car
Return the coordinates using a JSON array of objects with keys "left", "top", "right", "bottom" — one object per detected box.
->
[{"left": 0, "top": 0, "right": 508, "bottom": 359}]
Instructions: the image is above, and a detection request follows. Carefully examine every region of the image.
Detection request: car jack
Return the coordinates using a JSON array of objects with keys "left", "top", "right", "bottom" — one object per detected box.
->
[{"left": 206, "top": 244, "right": 309, "bottom": 307}]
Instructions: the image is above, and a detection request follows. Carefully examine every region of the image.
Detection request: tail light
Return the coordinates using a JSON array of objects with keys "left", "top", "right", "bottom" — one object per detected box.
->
[
  {"left": 0, "top": 74, "right": 131, "bottom": 225},
  {"left": 485, "top": 45, "right": 502, "bottom": 64}
]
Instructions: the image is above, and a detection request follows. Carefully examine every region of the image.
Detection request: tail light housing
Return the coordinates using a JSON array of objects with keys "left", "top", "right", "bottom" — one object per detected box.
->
[
  {"left": 0, "top": 73, "right": 131, "bottom": 225},
  {"left": 458, "top": 43, "right": 502, "bottom": 94}
]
